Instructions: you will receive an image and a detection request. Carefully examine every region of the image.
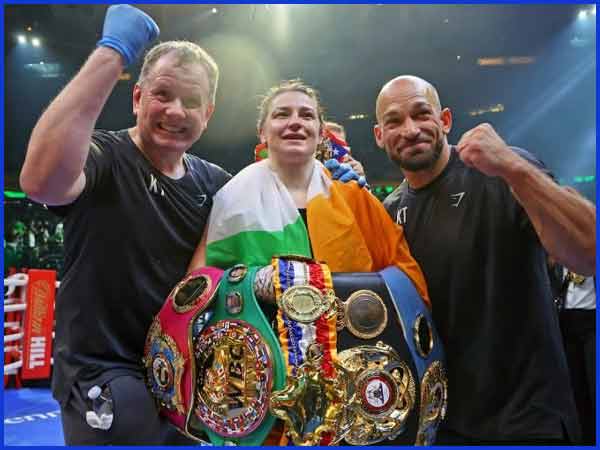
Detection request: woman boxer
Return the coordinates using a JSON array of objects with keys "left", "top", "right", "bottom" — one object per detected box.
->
[{"left": 147, "top": 80, "right": 445, "bottom": 447}]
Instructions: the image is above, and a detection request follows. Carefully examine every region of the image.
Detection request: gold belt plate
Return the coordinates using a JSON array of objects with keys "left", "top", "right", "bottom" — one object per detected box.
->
[{"left": 338, "top": 342, "right": 416, "bottom": 445}]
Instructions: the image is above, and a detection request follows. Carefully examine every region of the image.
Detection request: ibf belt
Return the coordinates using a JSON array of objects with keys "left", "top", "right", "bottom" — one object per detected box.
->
[
  {"left": 271, "top": 257, "right": 352, "bottom": 446},
  {"left": 191, "top": 265, "right": 286, "bottom": 446},
  {"left": 143, "top": 266, "right": 223, "bottom": 441}
]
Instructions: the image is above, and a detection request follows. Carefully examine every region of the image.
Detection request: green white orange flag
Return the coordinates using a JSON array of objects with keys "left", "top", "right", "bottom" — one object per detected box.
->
[{"left": 206, "top": 159, "right": 430, "bottom": 307}]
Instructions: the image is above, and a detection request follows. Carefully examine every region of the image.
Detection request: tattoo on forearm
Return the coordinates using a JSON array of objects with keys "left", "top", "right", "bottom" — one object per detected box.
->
[{"left": 254, "top": 265, "right": 275, "bottom": 304}]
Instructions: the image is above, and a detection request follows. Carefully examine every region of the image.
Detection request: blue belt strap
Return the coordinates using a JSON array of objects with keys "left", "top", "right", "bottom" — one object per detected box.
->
[{"left": 379, "top": 266, "right": 445, "bottom": 380}]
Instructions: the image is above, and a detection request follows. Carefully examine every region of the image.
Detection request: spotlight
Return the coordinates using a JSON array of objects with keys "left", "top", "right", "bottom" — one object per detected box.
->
[
  {"left": 211, "top": 7, "right": 218, "bottom": 14},
  {"left": 31, "top": 37, "right": 41, "bottom": 47},
  {"left": 578, "top": 10, "right": 588, "bottom": 20},
  {"left": 17, "top": 35, "right": 26, "bottom": 44}
]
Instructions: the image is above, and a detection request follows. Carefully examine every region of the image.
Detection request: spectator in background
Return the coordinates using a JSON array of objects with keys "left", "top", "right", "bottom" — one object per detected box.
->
[
  {"left": 4, "top": 226, "right": 22, "bottom": 275},
  {"left": 324, "top": 120, "right": 347, "bottom": 141},
  {"left": 324, "top": 120, "right": 366, "bottom": 178}
]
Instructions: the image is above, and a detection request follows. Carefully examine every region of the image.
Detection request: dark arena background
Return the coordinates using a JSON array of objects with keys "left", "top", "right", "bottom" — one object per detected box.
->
[{"left": 3, "top": 4, "right": 596, "bottom": 446}]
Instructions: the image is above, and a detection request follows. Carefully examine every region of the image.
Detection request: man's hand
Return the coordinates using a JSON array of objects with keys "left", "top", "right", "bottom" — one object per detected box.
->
[
  {"left": 458, "top": 124, "right": 595, "bottom": 275},
  {"left": 456, "top": 123, "right": 523, "bottom": 178},
  {"left": 97, "top": 5, "right": 160, "bottom": 67},
  {"left": 324, "top": 159, "right": 367, "bottom": 188},
  {"left": 342, "top": 155, "right": 366, "bottom": 178}
]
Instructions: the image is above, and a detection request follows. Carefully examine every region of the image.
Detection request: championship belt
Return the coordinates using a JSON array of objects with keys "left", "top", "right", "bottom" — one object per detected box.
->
[
  {"left": 191, "top": 265, "right": 286, "bottom": 446},
  {"left": 329, "top": 268, "right": 447, "bottom": 445},
  {"left": 143, "top": 267, "right": 223, "bottom": 441},
  {"left": 270, "top": 257, "right": 353, "bottom": 445},
  {"left": 145, "top": 264, "right": 447, "bottom": 446}
]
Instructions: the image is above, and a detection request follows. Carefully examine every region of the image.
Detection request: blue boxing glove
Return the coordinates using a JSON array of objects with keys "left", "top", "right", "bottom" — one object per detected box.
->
[
  {"left": 97, "top": 5, "right": 160, "bottom": 67},
  {"left": 324, "top": 159, "right": 367, "bottom": 188}
]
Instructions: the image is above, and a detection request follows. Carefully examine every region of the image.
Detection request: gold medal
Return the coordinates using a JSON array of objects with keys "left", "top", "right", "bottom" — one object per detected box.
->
[
  {"left": 278, "top": 285, "right": 331, "bottom": 323},
  {"left": 270, "top": 343, "right": 353, "bottom": 445}
]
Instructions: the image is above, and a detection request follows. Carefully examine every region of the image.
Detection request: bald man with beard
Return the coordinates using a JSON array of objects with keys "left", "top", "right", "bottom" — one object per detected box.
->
[{"left": 374, "top": 75, "right": 596, "bottom": 444}]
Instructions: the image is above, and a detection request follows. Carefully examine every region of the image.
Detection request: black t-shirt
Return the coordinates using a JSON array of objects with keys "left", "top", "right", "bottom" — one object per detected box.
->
[
  {"left": 49, "top": 129, "right": 231, "bottom": 404},
  {"left": 383, "top": 147, "right": 579, "bottom": 442}
]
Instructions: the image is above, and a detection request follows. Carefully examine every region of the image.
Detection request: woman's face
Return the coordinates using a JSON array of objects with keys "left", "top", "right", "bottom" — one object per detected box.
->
[{"left": 259, "top": 91, "right": 322, "bottom": 166}]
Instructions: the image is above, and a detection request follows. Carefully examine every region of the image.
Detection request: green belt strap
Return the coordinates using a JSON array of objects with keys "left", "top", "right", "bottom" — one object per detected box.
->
[{"left": 202, "top": 265, "right": 286, "bottom": 446}]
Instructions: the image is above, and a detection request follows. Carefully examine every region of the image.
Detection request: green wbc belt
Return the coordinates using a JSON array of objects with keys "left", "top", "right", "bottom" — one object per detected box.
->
[{"left": 189, "top": 265, "right": 286, "bottom": 446}]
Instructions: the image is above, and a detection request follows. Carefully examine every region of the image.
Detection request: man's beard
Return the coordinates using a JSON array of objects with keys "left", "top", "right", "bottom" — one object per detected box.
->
[{"left": 392, "top": 138, "right": 443, "bottom": 172}]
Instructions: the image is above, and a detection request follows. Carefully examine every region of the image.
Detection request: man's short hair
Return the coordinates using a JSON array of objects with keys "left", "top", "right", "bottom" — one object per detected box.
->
[{"left": 138, "top": 41, "right": 219, "bottom": 104}]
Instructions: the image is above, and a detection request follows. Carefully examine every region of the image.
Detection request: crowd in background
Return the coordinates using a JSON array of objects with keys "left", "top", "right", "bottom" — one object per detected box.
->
[{"left": 4, "top": 199, "right": 64, "bottom": 277}]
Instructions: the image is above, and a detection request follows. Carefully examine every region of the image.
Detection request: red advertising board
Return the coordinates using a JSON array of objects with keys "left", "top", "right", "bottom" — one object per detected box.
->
[{"left": 21, "top": 269, "right": 56, "bottom": 380}]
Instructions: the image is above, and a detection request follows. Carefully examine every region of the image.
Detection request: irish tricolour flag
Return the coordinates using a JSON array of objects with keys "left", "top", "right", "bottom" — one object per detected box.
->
[
  {"left": 206, "top": 160, "right": 320, "bottom": 268},
  {"left": 206, "top": 159, "right": 430, "bottom": 306}
]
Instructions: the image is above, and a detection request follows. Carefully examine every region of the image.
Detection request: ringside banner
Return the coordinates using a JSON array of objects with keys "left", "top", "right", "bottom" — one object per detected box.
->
[{"left": 21, "top": 270, "right": 56, "bottom": 379}]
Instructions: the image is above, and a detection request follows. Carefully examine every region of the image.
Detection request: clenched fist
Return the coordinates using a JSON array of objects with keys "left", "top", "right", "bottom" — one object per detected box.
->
[{"left": 456, "top": 123, "right": 522, "bottom": 178}]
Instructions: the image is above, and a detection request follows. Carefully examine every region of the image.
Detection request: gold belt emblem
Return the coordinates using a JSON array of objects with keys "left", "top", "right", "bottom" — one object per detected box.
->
[
  {"left": 338, "top": 341, "right": 416, "bottom": 445},
  {"left": 194, "top": 320, "right": 272, "bottom": 437}
]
